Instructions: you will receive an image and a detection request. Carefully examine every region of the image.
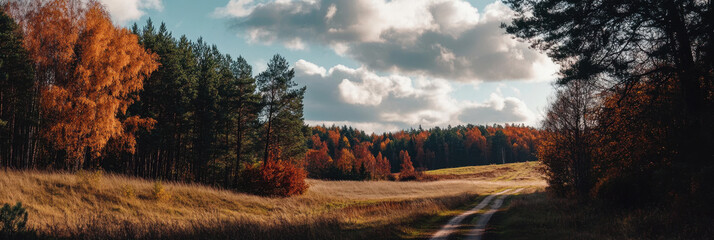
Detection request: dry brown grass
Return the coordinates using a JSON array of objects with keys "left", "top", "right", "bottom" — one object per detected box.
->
[
  {"left": 425, "top": 161, "right": 544, "bottom": 181},
  {"left": 0, "top": 162, "right": 545, "bottom": 239}
]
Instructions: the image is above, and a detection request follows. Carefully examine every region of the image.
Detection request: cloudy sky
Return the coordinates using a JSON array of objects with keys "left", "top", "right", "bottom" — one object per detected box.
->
[{"left": 99, "top": 0, "right": 559, "bottom": 133}]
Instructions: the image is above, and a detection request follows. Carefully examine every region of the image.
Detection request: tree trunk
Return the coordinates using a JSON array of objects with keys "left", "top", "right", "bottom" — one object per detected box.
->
[{"left": 263, "top": 104, "right": 274, "bottom": 163}]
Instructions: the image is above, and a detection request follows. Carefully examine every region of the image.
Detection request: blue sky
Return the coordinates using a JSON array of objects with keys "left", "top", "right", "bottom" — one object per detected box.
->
[{"left": 101, "top": 0, "right": 557, "bottom": 133}]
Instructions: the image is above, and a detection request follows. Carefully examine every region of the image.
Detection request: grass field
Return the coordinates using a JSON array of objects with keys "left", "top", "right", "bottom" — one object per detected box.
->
[{"left": 0, "top": 162, "right": 544, "bottom": 239}]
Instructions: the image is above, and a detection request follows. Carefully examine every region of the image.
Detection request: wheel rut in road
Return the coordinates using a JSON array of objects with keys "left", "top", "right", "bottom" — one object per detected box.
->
[{"left": 429, "top": 188, "right": 518, "bottom": 240}]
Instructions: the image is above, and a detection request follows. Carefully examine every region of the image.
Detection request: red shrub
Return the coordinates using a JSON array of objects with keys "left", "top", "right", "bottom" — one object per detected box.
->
[{"left": 238, "top": 160, "right": 308, "bottom": 197}]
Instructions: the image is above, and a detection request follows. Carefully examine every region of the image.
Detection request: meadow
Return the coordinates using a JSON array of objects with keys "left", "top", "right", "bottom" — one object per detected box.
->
[{"left": 0, "top": 162, "right": 544, "bottom": 239}]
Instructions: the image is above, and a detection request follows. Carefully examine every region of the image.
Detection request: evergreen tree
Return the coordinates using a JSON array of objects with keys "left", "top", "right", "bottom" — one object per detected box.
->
[
  {"left": 0, "top": 8, "right": 36, "bottom": 168},
  {"left": 223, "top": 56, "right": 260, "bottom": 188},
  {"left": 256, "top": 55, "right": 307, "bottom": 163},
  {"left": 127, "top": 20, "right": 198, "bottom": 180}
]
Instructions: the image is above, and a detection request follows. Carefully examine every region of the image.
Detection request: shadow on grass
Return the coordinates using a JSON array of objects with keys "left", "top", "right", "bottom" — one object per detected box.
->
[
  {"left": 483, "top": 191, "right": 714, "bottom": 240},
  {"left": 27, "top": 217, "right": 370, "bottom": 240},
  {"left": 19, "top": 193, "right": 485, "bottom": 240}
]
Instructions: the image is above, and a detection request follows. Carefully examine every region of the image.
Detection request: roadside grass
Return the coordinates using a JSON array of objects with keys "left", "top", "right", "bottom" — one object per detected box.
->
[
  {"left": 0, "top": 164, "right": 542, "bottom": 240},
  {"left": 483, "top": 191, "right": 623, "bottom": 240},
  {"left": 484, "top": 191, "right": 714, "bottom": 240}
]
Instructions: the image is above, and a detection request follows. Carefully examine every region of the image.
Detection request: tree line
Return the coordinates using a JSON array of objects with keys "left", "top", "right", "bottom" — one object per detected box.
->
[
  {"left": 0, "top": 0, "right": 308, "bottom": 194},
  {"left": 503, "top": 0, "right": 714, "bottom": 217},
  {"left": 304, "top": 124, "right": 542, "bottom": 180}
]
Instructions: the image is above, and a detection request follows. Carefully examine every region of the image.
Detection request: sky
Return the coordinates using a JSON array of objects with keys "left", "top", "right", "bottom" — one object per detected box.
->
[{"left": 98, "top": 0, "right": 559, "bottom": 134}]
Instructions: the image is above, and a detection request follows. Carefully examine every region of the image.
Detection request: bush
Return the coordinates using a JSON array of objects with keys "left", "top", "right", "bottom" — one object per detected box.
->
[
  {"left": 0, "top": 202, "right": 28, "bottom": 236},
  {"left": 151, "top": 181, "right": 170, "bottom": 202},
  {"left": 237, "top": 160, "right": 308, "bottom": 197},
  {"left": 75, "top": 170, "right": 103, "bottom": 190}
]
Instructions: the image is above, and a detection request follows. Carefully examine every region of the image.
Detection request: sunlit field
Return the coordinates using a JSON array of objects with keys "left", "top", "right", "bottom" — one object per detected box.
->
[{"left": 0, "top": 162, "right": 543, "bottom": 239}]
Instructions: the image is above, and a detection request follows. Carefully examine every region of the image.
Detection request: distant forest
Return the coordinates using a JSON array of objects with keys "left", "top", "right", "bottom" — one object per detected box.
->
[{"left": 305, "top": 124, "right": 541, "bottom": 180}]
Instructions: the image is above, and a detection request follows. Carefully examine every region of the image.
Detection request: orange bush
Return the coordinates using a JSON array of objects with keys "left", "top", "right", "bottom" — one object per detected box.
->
[{"left": 238, "top": 160, "right": 308, "bottom": 197}]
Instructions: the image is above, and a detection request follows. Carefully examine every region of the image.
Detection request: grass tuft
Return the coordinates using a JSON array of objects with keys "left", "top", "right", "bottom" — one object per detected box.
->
[
  {"left": 120, "top": 185, "right": 136, "bottom": 199},
  {"left": 151, "top": 181, "right": 170, "bottom": 202},
  {"left": 75, "top": 170, "right": 103, "bottom": 190}
]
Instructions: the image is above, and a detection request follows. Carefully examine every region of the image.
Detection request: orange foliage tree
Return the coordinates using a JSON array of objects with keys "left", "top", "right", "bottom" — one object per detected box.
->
[
  {"left": 464, "top": 127, "right": 487, "bottom": 163},
  {"left": 399, "top": 150, "right": 416, "bottom": 180},
  {"left": 374, "top": 152, "right": 391, "bottom": 179},
  {"left": 335, "top": 148, "right": 356, "bottom": 173},
  {"left": 352, "top": 142, "right": 375, "bottom": 176},
  {"left": 12, "top": 0, "right": 158, "bottom": 168},
  {"left": 591, "top": 76, "right": 679, "bottom": 204},
  {"left": 538, "top": 81, "right": 599, "bottom": 198},
  {"left": 304, "top": 134, "right": 332, "bottom": 178}
]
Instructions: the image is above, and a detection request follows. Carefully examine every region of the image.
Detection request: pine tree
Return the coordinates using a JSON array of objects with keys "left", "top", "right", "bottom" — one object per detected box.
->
[
  {"left": 256, "top": 54, "right": 307, "bottom": 163},
  {"left": 224, "top": 56, "right": 260, "bottom": 188},
  {"left": 0, "top": 8, "right": 36, "bottom": 168}
]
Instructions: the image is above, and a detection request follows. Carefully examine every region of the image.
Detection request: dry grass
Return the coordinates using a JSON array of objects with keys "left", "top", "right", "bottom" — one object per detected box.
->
[
  {"left": 426, "top": 161, "right": 544, "bottom": 181},
  {"left": 0, "top": 162, "right": 545, "bottom": 239}
]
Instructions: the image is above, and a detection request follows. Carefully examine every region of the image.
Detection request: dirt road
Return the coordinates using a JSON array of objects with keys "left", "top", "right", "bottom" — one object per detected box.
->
[{"left": 429, "top": 188, "right": 524, "bottom": 240}]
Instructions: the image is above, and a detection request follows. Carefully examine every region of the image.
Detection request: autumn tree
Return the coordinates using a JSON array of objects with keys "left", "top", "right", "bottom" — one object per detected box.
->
[
  {"left": 352, "top": 142, "right": 375, "bottom": 179},
  {"left": 592, "top": 75, "right": 679, "bottom": 205},
  {"left": 13, "top": 0, "right": 158, "bottom": 169},
  {"left": 305, "top": 134, "right": 332, "bottom": 178},
  {"left": 399, "top": 150, "right": 416, "bottom": 181},
  {"left": 374, "top": 152, "right": 391, "bottom": 179},
  {"left": 335, "top": 148, "right": 356, "bottom": 174},
  {"left": 538, "top": 80, "right": 600, "bottom": 199}
]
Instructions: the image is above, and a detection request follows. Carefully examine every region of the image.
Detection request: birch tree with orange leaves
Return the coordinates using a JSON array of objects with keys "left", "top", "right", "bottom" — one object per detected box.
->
[{"left": 11, "top": 0, "right": 158, "bottom": 169}]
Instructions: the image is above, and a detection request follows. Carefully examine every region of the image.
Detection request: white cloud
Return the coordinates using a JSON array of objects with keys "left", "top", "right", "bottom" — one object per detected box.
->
[
  {"left": 213, "top": 0, "right": 255, "bottom": 18},
  {"left": 98, "top": 0, "right": 162, "bottom": 24},
  {"left": 324, "top": 3, "right": 337, "bottom": 21},
  {"left": 284, "top": 38, "right": 307, "bottom": 50},
  {"left": 296, "top": 59, "right": 537, "bottom": 133},
  {"left": 295, "top": 59, "right": 327, "bottom": 77},
  {"left": 217, "top": 0, "right": 559, "bottom": 82},
  {"left": 459, "top": 92, "right": 537, "bottom": 125}
]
